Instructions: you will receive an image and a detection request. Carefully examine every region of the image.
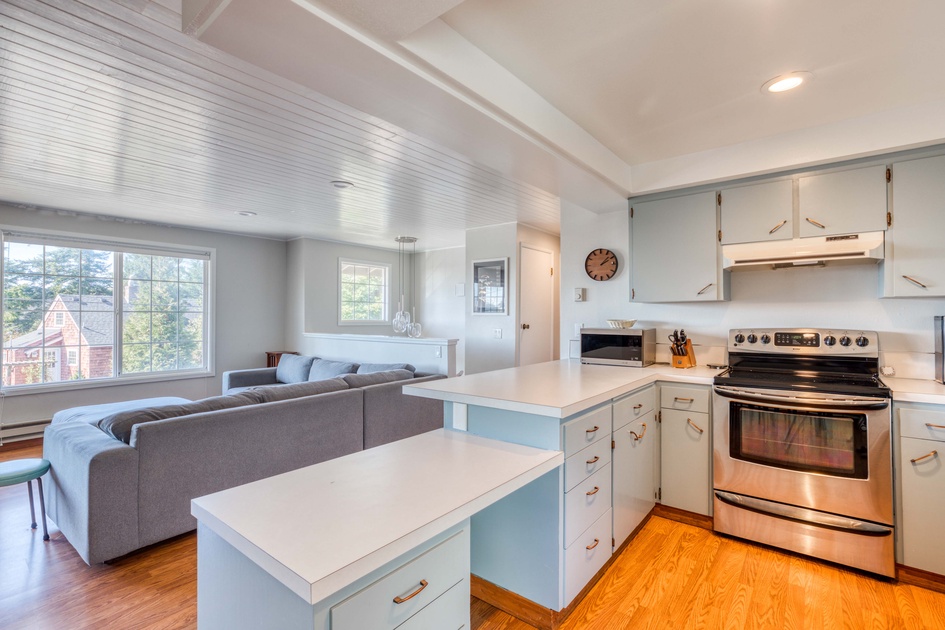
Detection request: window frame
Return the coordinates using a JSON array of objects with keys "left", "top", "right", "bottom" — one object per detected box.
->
[
  {"left": 337, "top": 258, "right": 391, "bottom": 326},
  {"left": 0, "top": 227, "right": 215, "bottom": 395}
]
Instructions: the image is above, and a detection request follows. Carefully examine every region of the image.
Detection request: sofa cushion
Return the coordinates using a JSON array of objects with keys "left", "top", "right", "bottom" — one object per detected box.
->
[
  {"left": 356, "top": 362, "right": 416, "bottom": 374},
  {"left": 98, "top": 394, "right": 257, "bottom": 444},
  {"left": 51, "top": 397, "right": 193, "bottom": 425},
  {"left": 249, "top": 378, "right": 349, "bottom": 403},
  {"left": 341, "top": 369, "right": 414, "bottom": 389},
  {"left": 308, "top": 358, "right": 359, "bottom": 381},
  {"left": 275, "top": 354, "right": 317, "bottom": 384}
]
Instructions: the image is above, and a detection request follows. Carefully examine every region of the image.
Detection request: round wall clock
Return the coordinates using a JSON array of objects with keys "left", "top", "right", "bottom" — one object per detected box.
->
[{"left": 585, "top": 248, "right": 618, "bottom": 281}]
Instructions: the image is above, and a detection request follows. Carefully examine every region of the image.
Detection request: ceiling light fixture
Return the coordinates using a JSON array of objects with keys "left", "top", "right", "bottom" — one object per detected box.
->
[
  {"left": 762, "top": 71, "right": 813, "bottom": 94},
  {"left": 235, "top": 211, "right": 257, "bottom": 217},
  {"left": 330, "top": 180, "right": 354, "bottom": 189}
]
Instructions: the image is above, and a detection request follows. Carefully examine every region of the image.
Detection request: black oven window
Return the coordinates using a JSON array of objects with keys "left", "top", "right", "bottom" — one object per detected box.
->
[{"left": 729, "top": 403, "right": 869, "bottom": 479}]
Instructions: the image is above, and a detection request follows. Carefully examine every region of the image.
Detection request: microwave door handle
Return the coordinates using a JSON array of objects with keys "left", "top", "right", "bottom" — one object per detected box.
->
[{"left": 713, "top": 386, "right": 890, "bottom": 410}]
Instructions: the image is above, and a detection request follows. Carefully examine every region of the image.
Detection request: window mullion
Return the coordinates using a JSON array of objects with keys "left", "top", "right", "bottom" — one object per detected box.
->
[{"left": 115, "top": 251, "right": 122, "bottom": 378}]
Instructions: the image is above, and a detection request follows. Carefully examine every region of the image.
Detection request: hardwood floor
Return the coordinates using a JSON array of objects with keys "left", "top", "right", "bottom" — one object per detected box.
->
[{"left": 2, "top": 440, "right": 944, "bottom": 629}]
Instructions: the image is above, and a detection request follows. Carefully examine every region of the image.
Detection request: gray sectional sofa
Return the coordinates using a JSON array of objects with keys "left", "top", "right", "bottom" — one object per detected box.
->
[{"left": 43, "top": 361, "right": 446, "bottom": 564}]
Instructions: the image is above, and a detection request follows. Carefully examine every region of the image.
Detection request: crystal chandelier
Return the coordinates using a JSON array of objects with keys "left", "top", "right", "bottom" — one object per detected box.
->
[{"left": 393, "top": 236, "right": 421, "bottom": 337}]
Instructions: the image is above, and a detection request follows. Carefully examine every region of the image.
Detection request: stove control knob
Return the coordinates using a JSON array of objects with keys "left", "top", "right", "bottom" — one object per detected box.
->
[
  {"left": 734, "top": 333, "right": 745, "bottom": 343},
  {"left": 760, "top": 334, "right": 771, "bottom": 344},
  {"left": 856, "top": 335, "right": 870, "bottom": 348},
  {"left": 747, "top": 333, "right": 758, "bottom": 344},
  {"left": 823, "top": 335, "right": 837, "bottom": 347},
  {"left": 839, "top": 335, "right": 852, "bottom": 347}
]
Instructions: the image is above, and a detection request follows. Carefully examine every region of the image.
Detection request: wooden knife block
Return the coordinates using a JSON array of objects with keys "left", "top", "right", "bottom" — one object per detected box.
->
[{"left": 672, "top": 339, "right": 696, "bottom": 369}]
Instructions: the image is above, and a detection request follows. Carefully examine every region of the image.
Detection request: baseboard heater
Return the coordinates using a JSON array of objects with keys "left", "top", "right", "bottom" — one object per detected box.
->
[{"left": 0, "top": 419, "right": 51, "bottom": 443}]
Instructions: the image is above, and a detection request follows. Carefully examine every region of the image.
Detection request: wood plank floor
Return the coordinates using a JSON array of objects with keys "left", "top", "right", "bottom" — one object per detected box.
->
[{"left": 2, "top": 440, "right": 944, "bottom": 629}]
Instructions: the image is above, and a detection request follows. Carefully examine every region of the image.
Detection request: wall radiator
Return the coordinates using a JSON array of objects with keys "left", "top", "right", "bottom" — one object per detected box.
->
[{"left": 0, "top": 419, "right": 50, "bottom": 444}]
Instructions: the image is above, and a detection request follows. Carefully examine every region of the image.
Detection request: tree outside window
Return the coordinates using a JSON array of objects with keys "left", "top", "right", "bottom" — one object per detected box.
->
[{"left": 339, "top": 260, "right": 389, "bottom": 324}]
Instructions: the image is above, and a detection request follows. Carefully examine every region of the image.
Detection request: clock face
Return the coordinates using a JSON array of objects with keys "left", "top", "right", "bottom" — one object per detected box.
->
[{"left": 585, "top": 248, "right": 618, "bottom": 281}]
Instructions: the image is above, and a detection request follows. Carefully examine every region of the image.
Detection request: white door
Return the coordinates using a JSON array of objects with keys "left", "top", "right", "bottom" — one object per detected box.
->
[{"left": 518, "top": 245, "right": 554, "bottom": 366}]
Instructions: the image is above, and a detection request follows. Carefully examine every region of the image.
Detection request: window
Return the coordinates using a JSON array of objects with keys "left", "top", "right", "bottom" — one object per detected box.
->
[
  {"left": 338, "top": 259, "right": 389, "bottom": 324},
  {"left": 1, "top": 230, "right": 212, "bottom": 390}
]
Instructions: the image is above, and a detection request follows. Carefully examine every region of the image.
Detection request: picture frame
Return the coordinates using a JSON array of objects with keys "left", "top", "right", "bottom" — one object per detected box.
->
[{"left": 472, "top": 258, "right": 508, "bottom": 315}]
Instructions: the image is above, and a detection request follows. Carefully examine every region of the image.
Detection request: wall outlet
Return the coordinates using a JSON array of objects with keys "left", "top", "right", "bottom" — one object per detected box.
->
[
  {"left": 574, "top": 288, "right": 585, "bottom": 302},
  {"left": 494, "top": 328, "right": 502, "bottom": 339}
]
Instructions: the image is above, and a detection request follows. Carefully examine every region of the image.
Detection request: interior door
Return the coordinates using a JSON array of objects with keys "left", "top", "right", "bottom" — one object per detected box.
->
[{"left": 518, "top": 245, "right": 553, "bottom": 366}]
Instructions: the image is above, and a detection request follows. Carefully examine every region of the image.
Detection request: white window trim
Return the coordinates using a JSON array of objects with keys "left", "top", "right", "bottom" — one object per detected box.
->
[{"left": 337, "top": 258, "right": 391, "bottom": 326}]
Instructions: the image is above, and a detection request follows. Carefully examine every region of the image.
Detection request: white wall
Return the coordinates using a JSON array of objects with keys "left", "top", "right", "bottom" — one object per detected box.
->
[
  {"left": 465, "top": 224, "right": 518, "bottom": 374},
  {"left": 560, "top": 202, "right": 945, "bottom": 378},
  {"left": 416, "top": 246, "right": 466, "bottom": 372},
  {"left": 0, "top": 204, "right": 287, "bottom": 424}
]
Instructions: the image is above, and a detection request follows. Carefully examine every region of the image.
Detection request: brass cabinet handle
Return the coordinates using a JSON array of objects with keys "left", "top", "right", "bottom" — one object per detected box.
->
[
  {"left": 586, "top": 538, "right": 600, "bottom": 550},
  {"left": 628, "top": 422, "right": 647, "bottom": 441},
  {"left": 586, "top": 455, "right": 600, "bottom": 465},
  {"left": 586, "top": 486, "right": 600, "bottom": 496},
  {"left": 393, "top": 579, "right": 428, "bottom": 604},
  {"left": 674, "top": 397, "right": 694, "bottom": 403},
  {"left": 805, "top": 217, "right": 826, "bottom": 229},
  {"left": 926, "top": 423, "right": 945, "bottom": 430},
  {"left": 910, "top": 450, "right": 938, "bottom": 465},
  {"left": 633, "top": 403, "right": 643, "bottom": 410},
  {"left": 769, "top": 219, "right": 788, "bottom": 234},
  {"left": 696, "top": 283, "right": 714, "bottom": 295},
  {"left": 586, "top": 425, "right": 599, "bottom": 434},
  {"left": 687, "top": 418, "right": 705, "bottom": 434},
  {"left": 902, "top": 275, "right": 928, "bottom": 289}
]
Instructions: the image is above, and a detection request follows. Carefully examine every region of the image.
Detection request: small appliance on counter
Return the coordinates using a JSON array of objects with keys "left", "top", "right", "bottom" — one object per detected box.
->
[
  {"left": 580, "top": 327, "right": 655, "bottom": 367},
  {"left": 668, "top": 329, "right": 696, "bottom": 368},
  {"left": 936, "top": 316, "right": 944, "bottom": 384}
]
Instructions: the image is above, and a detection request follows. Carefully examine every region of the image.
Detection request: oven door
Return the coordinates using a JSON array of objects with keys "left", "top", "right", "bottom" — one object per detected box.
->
[{"left": 713, "top": 386, "right": 892, "bottom": 525}]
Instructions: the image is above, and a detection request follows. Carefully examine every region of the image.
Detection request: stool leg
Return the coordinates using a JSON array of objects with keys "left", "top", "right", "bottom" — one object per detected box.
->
[
  {"left": 37, "top": 477, "right": 50, "bottom": 541},
  {"left": 27, "top": 479, "right": 37, "bottom": 529}
]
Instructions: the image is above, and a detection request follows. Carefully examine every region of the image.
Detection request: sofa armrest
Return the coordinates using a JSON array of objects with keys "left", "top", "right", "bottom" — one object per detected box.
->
[
  {"left": 43, "top": 422, "right": 139, "bottom": 565},
  {"left": 222, "top": 367, "right": 278, "bottom": 393},
  {"left": 362, "top": 374, "right": 447, "bottom": 449}
]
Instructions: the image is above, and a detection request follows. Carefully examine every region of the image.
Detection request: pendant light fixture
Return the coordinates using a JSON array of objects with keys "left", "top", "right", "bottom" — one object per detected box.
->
[{"left": 392, "top": 236, "right": 421, "bottom": 337}]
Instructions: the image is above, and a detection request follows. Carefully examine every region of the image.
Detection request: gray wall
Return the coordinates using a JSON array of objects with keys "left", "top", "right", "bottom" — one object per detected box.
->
[{"left": 416, "top": 246, "right": 466, "bottom": 372}]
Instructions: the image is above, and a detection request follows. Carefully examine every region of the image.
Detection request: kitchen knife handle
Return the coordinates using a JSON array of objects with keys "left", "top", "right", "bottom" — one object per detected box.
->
[
  {"left": 687, "top": 418, "right": 705, "bottom": 434},
  {"left": 769, "top": 219, "right": 788, "bottom": 234},
  {"left": 805, "top": 217, "right": 826, "bottom": 229},
  {"left": 902, "top": 275, "right": 928, "bottom": 289},
  {"left": 910, "top": 450, "right": 938, "bottom": 464}
]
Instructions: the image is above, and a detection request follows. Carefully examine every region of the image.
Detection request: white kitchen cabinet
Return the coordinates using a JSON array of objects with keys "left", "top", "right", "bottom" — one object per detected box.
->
[
  {"left": 630, "top": 192, "right": 729, "bottom": 303},
  {"left": 659, "top": 385, "right": 711, "bottom": 516},
  {"left": 884, "top": 155, "right": 945, "bottom": 297},
  {"left": 898, "top": 407, "right": 945, "bottom": 575},
  {"left": 719, "top": 179, "right": 794, "bottom": 245},
  {"left": 612, "top": 387, "right": 657, "bottom": 549},
  {"left": 797, "top": 165, "right": 888, "bottom": 238}
]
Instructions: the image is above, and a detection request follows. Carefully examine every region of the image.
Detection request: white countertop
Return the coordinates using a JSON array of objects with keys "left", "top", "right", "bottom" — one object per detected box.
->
[
  {"left": 191, "top": 429, "right": 562, "bottom": 605},
  {"left": 404, "top": 359, "right": 724, "bottom": 418},
  {"left": 881, "top": 376, "right": 945, "bottom": 405}
]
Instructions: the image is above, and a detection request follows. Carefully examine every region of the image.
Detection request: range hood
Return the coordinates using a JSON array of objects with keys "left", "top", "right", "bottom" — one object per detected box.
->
[{"left": 722, "top": 231, "right": 885, "bottom": 270}]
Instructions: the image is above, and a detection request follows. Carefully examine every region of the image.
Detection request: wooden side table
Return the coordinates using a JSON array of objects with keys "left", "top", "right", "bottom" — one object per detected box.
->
[{"left": 265, "top": 351, "right": 299, "bottom": 368}]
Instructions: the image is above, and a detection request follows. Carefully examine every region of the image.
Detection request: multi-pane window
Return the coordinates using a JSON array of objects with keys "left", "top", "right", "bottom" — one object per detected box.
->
[
  {"left": 339, "top": 260, "right": 389, "bottom": 324},
  {"left": 1, "top": 232, "right": 211, "bottom": 389}
]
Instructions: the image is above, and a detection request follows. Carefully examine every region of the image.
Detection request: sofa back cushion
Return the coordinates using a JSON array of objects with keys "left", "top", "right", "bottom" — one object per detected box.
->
[
  {"left": 356, "top": 362, "right": 416, "bottom": 374},
  {"left": 276, "top": 354, "right": 317, "bottom": 384},
  {"left": 249, "top": 378, "right": 349, "bottom": 403},
  {"left": 341, "top": 369, "right": 414, "bottom": 389},
  {"left": 98, "top": 393, "right": 260, "bottom": 444},
  {"left": 309, "top": 358, "right": 359, "bottom": 381}
]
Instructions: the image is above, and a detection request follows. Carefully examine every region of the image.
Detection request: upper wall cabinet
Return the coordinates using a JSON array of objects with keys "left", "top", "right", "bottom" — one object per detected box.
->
[
  {"left": 719, "top": 180, "right": 794, "bottom": 245},
  {"left": 631, "top": 192, "right": 729, "bottom": 303},
  {"left": 797, "top": 165, "right": 889, "bottom": 238},
  {"left": 884, "top": 155, "right": 945, "bottom": 297}
]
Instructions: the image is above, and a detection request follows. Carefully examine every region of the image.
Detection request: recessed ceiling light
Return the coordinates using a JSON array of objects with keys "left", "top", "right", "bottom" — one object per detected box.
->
[
  {"left": 331, "top": 180, "right": 354, "bottom": 189},
  {"left": 235, "top": 211, "right": 257, "bottom": 217},
  {"left": 762, "top": 71, "right": 813, "bottom": 94}
]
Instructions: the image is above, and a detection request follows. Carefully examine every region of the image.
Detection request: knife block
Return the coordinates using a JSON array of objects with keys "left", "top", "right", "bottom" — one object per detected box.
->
[{"left": 672, "top": 339, "right": 696, "bottom": 368}]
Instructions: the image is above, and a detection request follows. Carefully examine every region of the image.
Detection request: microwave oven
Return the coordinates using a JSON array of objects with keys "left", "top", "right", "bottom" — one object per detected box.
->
[{"left": 580, "top": 328, "right": 656, "bottom": 367}]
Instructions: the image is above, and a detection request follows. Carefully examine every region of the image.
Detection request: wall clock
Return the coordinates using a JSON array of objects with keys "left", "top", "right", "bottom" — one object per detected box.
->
[{"left": 585, "top": 248, "right": 618, "bottom": 281}]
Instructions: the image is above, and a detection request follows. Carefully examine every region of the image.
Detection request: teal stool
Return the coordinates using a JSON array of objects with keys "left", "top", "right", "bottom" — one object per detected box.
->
[{"left": 0, "top": 458, "right": 51, "bottom": 541}]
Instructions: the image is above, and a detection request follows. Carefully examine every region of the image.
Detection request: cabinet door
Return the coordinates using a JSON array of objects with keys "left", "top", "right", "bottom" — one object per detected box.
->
[
  {"left": 631, "top": 192, "right": 726, "bottom": 302},
  {"left": 613, "top": 412, "right": 655, "bottom": 549},
  {"left": 798, "top": 165, "right": 888, "bottom": 237},
  {"left": 887, "top": 155, "right": 945, "bottom": 297},
  {"left": 720, "top": 180, "right": 794, "bottom": 244},
  {"left": 660, "top": 409, "right": 711, "bottom": 516},
  {"left": 900, "top": 437, "right": 945, "bottom": 574}
]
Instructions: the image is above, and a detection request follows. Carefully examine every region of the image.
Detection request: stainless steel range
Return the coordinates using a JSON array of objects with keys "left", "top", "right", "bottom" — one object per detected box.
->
[{"left": 713, "top": 328, "right": 894, "bottom": 577}]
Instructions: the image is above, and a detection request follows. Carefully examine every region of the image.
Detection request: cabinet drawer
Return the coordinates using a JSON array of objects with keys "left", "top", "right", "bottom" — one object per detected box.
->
[
  {"left": 900, "top": 408, "right": 945, "bottom": 442},
  {"left": 563, "top": 406, "right": 612, "bottom": 457},
  {"left": 900, "top": 436, "right": 945, "bottom": 575},
  {"left": 613, "top": 386, "right": 656, "bottom": 430},
  {"left": 394, "top": 579, "right": 468, "bottom": 630},
  {"left": 564, "top": 439, "right": 612, "bottom": 492},
  {"left": 661, "top": 385, "right": 709, "bottom": 412},
  {"left": 564, "top": 508, "right": 613, "bottom": 607},
  {"left": 564, "top": 463, "right": 612, "bottom": 548},
  {"left": 331, "top": 529, "right": 467, "bottom": 630}
]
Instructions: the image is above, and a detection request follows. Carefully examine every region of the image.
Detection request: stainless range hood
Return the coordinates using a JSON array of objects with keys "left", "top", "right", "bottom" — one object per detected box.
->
[{"left": 722, "top": 231, "right": 885, "bottom": 270}]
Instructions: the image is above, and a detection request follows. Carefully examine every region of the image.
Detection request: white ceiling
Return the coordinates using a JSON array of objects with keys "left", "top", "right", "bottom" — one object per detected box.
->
[{"left": 3, "top": 0, "right": 945, "bottom": 250}]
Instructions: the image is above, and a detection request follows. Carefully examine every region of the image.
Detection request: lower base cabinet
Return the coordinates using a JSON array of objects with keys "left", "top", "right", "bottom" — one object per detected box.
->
[
  {"left": 613, "top": 412, "right": 656, "bottom": 547},
  {"left": 564, "top": 508, "right": 613, "bottom": 605},
  {"left": 660, "top": 385, "right": 711, "bottom": 516},
  {"left": 898, "top": 406, "right": 945, "bottom": 576}
]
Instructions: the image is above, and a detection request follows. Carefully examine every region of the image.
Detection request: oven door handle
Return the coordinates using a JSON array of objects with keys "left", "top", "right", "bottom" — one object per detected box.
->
[
  {"left": 715, "top": 491, "right": 893, "bottom": 536},
  {"left": 713, "top": 386, "right": 890, "bottom": 410}
]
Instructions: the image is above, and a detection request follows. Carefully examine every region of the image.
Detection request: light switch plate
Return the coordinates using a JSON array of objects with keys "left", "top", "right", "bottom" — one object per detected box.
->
[{"left": 574, "top": 288, "right": 585, "bottom": 302}]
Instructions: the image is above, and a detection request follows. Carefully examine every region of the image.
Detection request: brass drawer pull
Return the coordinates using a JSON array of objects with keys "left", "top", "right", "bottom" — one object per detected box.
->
[
  {"left": 674, "top": 397, "right": 694, "bottom": 403},
  {"left": 902, "top": 275, "right": 928, "bottom": 289},
  {"left": 586, "top": 455, "right": 600, "bottom": 465},
  {"left": 769, "top": 219, "right": 788, "bottom": 234},
  {"left": 926, "top": 423, "right": 945, "bottom": 430},
  {"left": 628, "top": 423, "right": 647, "bottom": 441},
  {"left": 633, "top": 403, "right": 643, "bottom": 410},
  {"left": 696, "top": 283, "right": 714, "bottom": 295},
  {"left": 687, "top": 418, "right": 705, "bottom": 434},
  {"left": 585, "top": 425, "right": 599, "bottom": 434},
  {"left": 586, "top": 486, "right": 600, "bottom": 496},
  {"left": 911, "top": 450, "right": 938, "bottom": 464},
  {"left": 805, "top": 217, "right": 826, "bottom": 229},
  {"left": 586, "top": 538, "right": 600, "bottom": 550},
  {"left": 393, "top": 579, "right": 428, "bottom": 604}
]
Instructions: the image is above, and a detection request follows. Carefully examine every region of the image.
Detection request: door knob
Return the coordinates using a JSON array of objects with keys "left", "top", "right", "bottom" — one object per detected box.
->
[{"left": 521, "top": 324, "right": 530, "bottom": 330}]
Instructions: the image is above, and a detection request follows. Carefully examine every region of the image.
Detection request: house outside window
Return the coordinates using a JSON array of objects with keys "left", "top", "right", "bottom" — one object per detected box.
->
[
  {"left": 338, "top": 259, "right": 389, "bottom": 324},
  {"left": 1, "top": 230, "right": 213, "bottom": 390}
]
